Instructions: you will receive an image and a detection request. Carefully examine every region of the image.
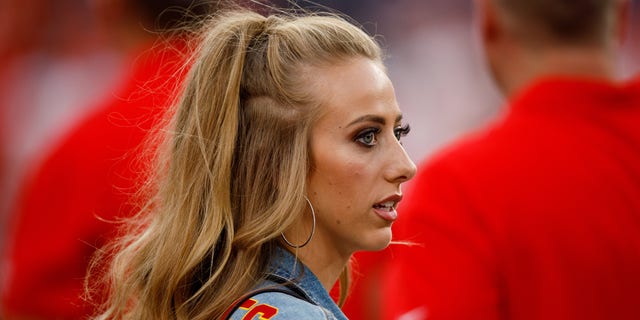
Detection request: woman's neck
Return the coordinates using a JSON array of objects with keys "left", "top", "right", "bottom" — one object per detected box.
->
[{"left": 287, "top": 240, "right": 352, "bottom": 292}]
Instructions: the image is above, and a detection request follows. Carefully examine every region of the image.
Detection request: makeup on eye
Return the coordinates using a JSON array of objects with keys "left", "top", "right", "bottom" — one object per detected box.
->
[
  {"left": 353, "top": 122, "right": 411, "bottom": 147},
  {"left": 354, "top": 127, "right": 381, "bottom": 147},
  {"left": 394, "top": 124, "right": 411, "bottom": 141}
]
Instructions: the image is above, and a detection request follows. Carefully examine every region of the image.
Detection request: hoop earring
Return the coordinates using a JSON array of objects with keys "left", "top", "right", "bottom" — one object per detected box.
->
[{"left": 281, "top": 196, "right": 316, "bottom": 249}]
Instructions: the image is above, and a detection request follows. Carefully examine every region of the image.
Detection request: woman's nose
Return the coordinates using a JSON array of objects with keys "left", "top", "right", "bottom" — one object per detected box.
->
[{"left": 385, "top": 140, "right": 417, "bottom": 183}]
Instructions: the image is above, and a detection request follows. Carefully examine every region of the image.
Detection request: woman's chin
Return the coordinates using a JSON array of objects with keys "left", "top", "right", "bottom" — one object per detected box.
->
[{"left": 360, "top": 228, "right": 393, "bottom": 252}]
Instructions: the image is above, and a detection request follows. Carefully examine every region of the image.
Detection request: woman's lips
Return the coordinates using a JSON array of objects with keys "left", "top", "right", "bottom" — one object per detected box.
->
[
  {"left": 373, "top": 206, "right": 398, "bottom": 221},
  {"left": 373, "top": 199, "right": 399, "bottom": 221},
  {"left": 372, "top": 195, "right": 402, "bottom": 222}
]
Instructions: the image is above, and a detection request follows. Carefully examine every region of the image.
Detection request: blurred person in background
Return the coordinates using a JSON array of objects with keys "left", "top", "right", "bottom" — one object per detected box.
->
[
  {"left": 382, "top": 0, "right": 640, "bottom": 319},
  {"left": 0, "top": 0, "right": 213, "bottom": 318},
  {"left": 0, "top": 0, "right": 127, "bottom": 249}
]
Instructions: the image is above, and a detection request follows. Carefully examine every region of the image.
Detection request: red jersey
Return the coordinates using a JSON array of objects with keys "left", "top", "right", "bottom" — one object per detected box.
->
[
  {"left": 383, "top": 77, "right": 640, "bottom": 320},
  {"left": 1, "top": 42, "right": 186, "bottom": 318}
]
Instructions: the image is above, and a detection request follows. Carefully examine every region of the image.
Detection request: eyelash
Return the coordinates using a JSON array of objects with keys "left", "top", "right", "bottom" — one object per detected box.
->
[
  {"left": 394, "top": 124, "right": 411, "bottom": 141},
  {"left": 355, "top": 128, "right": 380, "bottom": 147},
  {"left": 355, "top": 124, "right": 411, "bottom": 148}
]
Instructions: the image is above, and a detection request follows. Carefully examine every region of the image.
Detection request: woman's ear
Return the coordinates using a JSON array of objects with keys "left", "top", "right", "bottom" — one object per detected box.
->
[
  {"left": 614, "top": 0, "right": 630, "bottom": 46},
  {"left": 476, "top": 0, "right": 502, "bottom": 47}
]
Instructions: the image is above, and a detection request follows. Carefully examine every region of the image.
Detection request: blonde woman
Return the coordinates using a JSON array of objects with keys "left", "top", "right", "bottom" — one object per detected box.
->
[{"left": 91, "top": 8, "right": 416, "bottom": 320}]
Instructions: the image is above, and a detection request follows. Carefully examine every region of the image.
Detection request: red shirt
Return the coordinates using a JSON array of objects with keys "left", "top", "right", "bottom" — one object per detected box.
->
[
  {"left": 382, "top": 77, "right": 640, "bottom": 320},
  {"left": 1, "top": 42, "right": 186, "bottom": 318}
]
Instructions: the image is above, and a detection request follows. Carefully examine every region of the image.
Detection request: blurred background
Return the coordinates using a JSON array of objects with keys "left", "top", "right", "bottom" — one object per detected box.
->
[{"left": 0, "top": 0, "right": 638, "bottom": 319}]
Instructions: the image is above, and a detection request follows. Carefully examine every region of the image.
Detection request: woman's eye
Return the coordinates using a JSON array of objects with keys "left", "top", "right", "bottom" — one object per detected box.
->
[
  {"left": 355, "top": 128, "right": 379, "bottom": 147},
  {"left": 394, "top": 124, "right": 411, "bottom": 141}
]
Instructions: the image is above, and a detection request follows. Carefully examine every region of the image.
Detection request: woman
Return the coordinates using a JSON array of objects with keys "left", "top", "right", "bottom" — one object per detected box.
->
[{"left": 92, "top": 8, "right": 416, "bottom": 320}]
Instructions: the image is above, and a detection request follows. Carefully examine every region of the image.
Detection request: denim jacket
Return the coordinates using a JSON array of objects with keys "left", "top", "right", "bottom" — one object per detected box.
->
[{"left": 228, "top": 246, "right": 348, "bottom": 320}]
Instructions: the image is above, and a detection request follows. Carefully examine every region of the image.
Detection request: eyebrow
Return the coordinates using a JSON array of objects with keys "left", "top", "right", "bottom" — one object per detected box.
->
[{"left": 346, "top": 114, "right": 404, "bottom": 127}]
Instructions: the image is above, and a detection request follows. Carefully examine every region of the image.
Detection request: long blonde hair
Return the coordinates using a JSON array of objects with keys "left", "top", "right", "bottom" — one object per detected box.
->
[{"left": 91, "top": 9, "right": 382, "bottom": 320}]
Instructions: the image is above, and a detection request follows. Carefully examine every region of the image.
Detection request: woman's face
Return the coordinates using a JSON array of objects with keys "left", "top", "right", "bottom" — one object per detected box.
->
[{"left": 305, "top": 57, "right": 416, "bottom": 256}]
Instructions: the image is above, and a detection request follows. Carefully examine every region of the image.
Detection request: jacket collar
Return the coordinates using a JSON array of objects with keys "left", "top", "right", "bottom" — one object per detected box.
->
[{"left": 267, "top": 246, "right": 348, "bottom": 320}]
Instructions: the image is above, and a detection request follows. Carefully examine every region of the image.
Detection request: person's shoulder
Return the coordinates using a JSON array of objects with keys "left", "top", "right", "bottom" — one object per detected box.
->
[
  {"left": 416, "top": 111, "right": 529, "bottom": 176},
  {"left": 416, "top": 127, "right": 499, "bottom": 173},
  {"left": 228, "top": 291, "right": 331, "bottom": 319}
]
